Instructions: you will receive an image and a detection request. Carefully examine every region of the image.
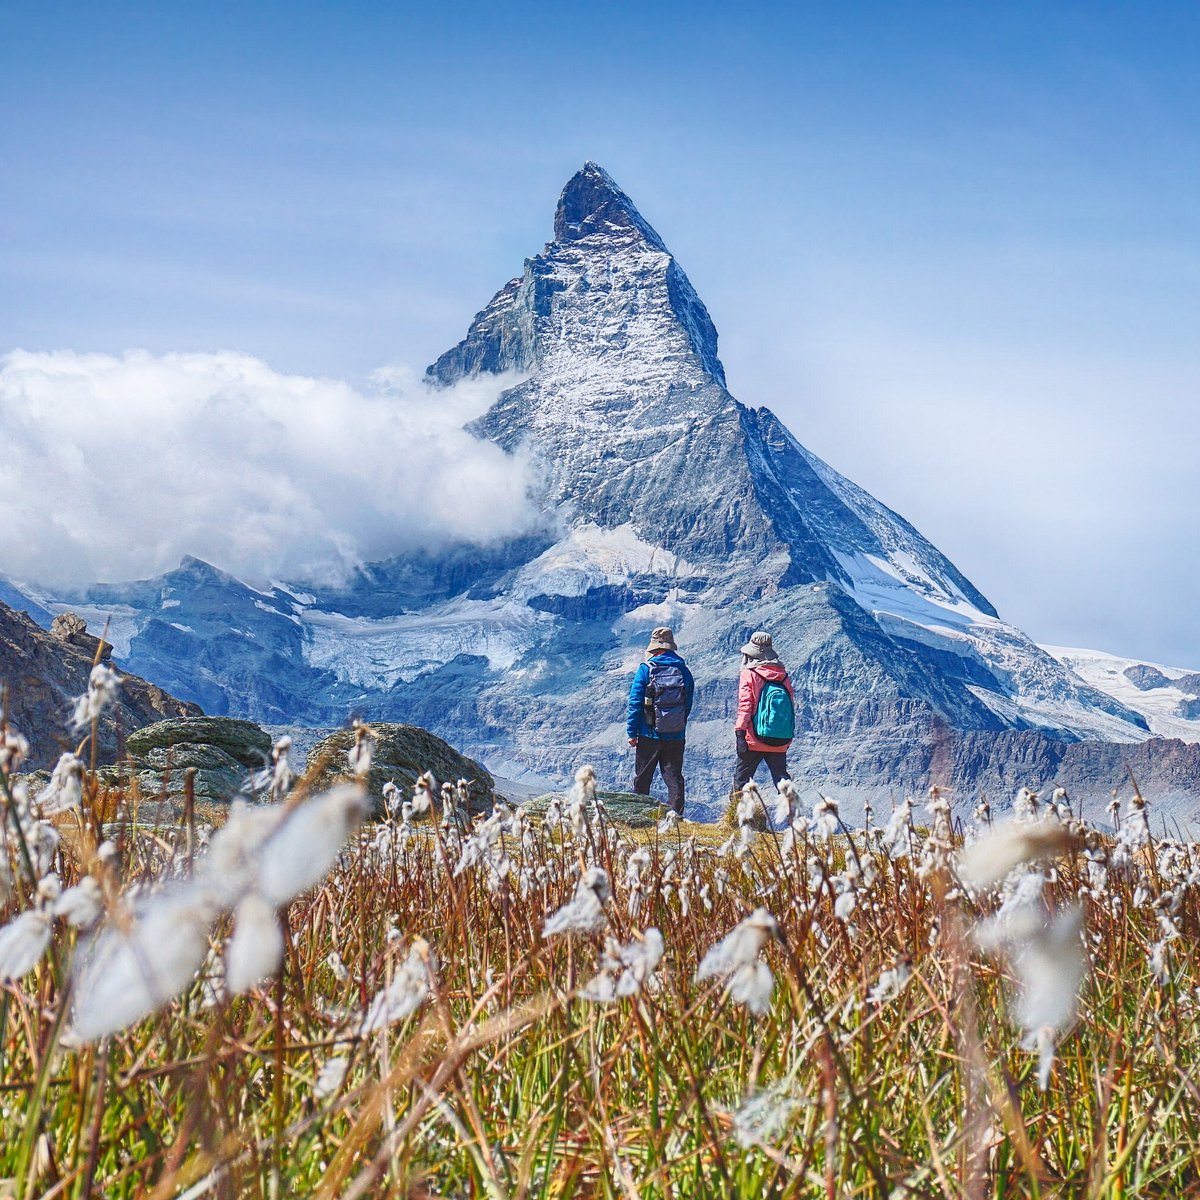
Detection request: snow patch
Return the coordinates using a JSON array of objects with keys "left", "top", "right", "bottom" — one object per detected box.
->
[
  {"left": 302, "top": 596, "right": 555, "bottom": 689},
  {"left": 254, "top": 598, "right": 302, "bottom": 626},
  {"left": 516, "top": 522, "right": 697, "bottom": 599}
]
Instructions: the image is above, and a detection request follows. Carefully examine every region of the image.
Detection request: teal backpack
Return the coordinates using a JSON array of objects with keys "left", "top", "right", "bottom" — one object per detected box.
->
[{"left": 753, "top": 680, "right": 795, "bottom": 745}]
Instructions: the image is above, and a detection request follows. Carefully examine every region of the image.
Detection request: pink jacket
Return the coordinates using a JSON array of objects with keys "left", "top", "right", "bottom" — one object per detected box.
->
[{"left": 735, "top": 662, "right": 796, "bottom": 753}]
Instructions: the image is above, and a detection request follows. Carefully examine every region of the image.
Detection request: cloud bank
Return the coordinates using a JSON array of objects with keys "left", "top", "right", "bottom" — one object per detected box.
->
[{"left": 0, "top": 349, "right": 538, "bottom": 587}]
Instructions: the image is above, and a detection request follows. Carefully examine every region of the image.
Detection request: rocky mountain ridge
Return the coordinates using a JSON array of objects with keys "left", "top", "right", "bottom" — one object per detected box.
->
[{"left": 0, "top": 596, "right": 202, "bottom": 769}]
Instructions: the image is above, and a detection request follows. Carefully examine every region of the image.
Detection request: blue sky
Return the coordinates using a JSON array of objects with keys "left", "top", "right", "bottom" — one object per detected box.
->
[{"left": 2, "top": 2, "right": 1197, "bottom": 664}]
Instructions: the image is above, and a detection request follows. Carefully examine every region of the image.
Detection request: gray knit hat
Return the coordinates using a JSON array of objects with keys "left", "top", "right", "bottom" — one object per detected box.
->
[
  {"left": 740, "top": 630, "right": 779, "bottom": 661},
  {"left": 646, "top": 626, "right": 677, "bottom": 654}
]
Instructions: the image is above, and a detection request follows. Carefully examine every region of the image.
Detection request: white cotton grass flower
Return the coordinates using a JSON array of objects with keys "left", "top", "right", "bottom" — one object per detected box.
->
[
  {"left": 730, "top": 1078, "right": 806, "bottom": 1150},
  {"left": 1149, "top": 939, "right": 1171, "bottom": 986},
  {"left": 26, "top": 819, "right": 60, "bottom": 879},
  {"left": 657, "top": 809, "right": 680, "bottom": 834},
  {"left": 697, "top": 908, "right": 779, "bottom": 1016},
  {"left": 256, "top": 783, "right": 369, "bottom": 906},
  {"left": 1013, "top": 788, "right": 1041, "bottom": 822},
  {"left": 37, "top": 873, "right": 62, "bottom": 902},
  {"left": 71, "top": 662, "right": 121, "bottom": 731},
  {"left": 565, "top": 770, "right": 594, "bottom": 838},
  {"left": 346, "top": 720, "right": 376, "bottom": 778},
  {"left": 224, "top": 893, "right": 284, "bottom": 995},
  {"left": 1048, "top": 787, "right": 1072, "bottom": 821},
  {"left": 314, "top": 1055, "right": 349, "bottom": 1100},
  {"left": 326, "top": 950, "right": 350, "bottom": 982},
  {"left": 780, "top": 809, "right": 812, "bottom": 856},
  {"left": 880, "top": 799, "right": 915, "bottom": 860},
  {"left": 813, "top": 795, "right": 840, "bottom": 841},
  {"left": 727, "top": 960, "right": 775, "bottom": 1015},
  {"left": 53, "top": 876, "right": 104, "bottom": 928},
  {"left": 381, "top": 781, "right": 401, "bottom": 820},
  {"left": 624, "top": 847, "right": 651, "bottom": 889},
  {"left": 1, "top": 729, "right": 31, "bottom": 771},
  {"left": 35, "top": 752, "right": 85, "bottom": 815},
  {"left": 833, "top": 878, "right": 857, "bottom": 922},
  {"left": 197, "top": 800, "right": 283, "bottom": 904},
  {"left": 582, "top": 928, "right": 664, "bottom": 1002},
  {"left": 72, "top": 892, "right": 217, "bottom": 1040},
  {"left": 976, "top": 904, "right": 1086, "bottom": 1091},
  {"left": 411, "top": 772, "right": 435, "bottom": 816},
  {"left": 572, "top": 765, "right": 598, "bottom": 809},
  {"left": 453, "top": 810, "right": 505, "bottom": 878},
  {"left": 0, "top": 909, "right": 53, "bottom": 980},
  {"left": 268, "top": 736, "right": 294, "bottom": 802},
  {"left": 542, "top": 867, "right": 610, "bottom": 938},
  {"left": 735, "top": 784, "right": 759, "bottom": 829},
  {"left": 1120, "top": 794, "right": 1151, "bottom": 849},
  {"left": 1016, "top": 907, "right": 1086, "bottom": 1090},
  {"left": 360, "top": 939, "right": 434, "bottom": 1033},
  {"left": 439, "top": 780, "right": 456, "bottom": 820},
  {"left": 772, "top": 778, "right": 798, "bottom": 826},
  {"left": 624, "top": 847, "right": 653, "bottom": 916},
  {"left": 957, "top": 818, "right": 1081, "bottom": 891},
  {"left": 868, "top": 955, "right": 913, "bottom": 1007}
]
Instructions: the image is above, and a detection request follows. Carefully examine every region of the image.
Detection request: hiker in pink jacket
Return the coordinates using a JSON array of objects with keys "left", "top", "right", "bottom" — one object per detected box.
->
[{"left": 733, "top": 630, "right": 796, "bottom": 796}]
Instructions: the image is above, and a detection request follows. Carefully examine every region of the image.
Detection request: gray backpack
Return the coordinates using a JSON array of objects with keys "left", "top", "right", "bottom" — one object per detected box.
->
[{"left": 645, "top": 661, "right": 688, "bottom": 734}]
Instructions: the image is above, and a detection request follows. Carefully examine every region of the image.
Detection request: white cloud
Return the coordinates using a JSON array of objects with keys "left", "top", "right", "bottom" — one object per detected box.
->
[{"left": 0, "top": 349, "right": 539, "bottom": 586}]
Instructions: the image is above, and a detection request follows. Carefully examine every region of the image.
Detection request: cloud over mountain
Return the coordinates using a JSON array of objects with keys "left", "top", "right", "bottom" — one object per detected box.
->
[{"left": 0, "top": 349, "right": 538, "bottom": 586}]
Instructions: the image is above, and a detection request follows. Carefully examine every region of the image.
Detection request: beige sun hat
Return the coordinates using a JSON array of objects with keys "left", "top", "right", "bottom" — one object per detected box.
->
[
  {"left": 646, "top": 626, "right": 677, "bottom": 654},
  {"left": 740, "top": 630, "right": 779, "bottom": 661}
]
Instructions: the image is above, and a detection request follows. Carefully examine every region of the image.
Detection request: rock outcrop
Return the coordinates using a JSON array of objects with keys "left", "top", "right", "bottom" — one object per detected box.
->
[
  {"left": 0, "top": 598, "right": 201, "bottom": 769},
  {"left": 306, "top": 723, "right": 495, "bottom": 816},
  {"left": 125, "top": 716, "right": 272, "bottom": 802}
]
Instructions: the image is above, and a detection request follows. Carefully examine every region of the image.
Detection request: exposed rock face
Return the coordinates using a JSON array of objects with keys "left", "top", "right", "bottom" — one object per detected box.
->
[
  {"left": 1125, "top": 664, "right": 1171, "bottom": 691},
  {"left": 125, "top": 716, "right": 272, "bottom": 802},
  {"left": 306, "top": 723, "right": 495, "bottom": 816},
  {"left": 0, "top": 598, "right": 201, "bottom": 769},
  {"left": 11, "top": 163, "right": 1200, "bottom": 822}
]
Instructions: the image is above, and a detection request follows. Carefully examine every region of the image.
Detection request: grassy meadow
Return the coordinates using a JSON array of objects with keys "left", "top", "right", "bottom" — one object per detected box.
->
[{"left": 1, "top": 711, "right": 1199, "bottom": 1199}]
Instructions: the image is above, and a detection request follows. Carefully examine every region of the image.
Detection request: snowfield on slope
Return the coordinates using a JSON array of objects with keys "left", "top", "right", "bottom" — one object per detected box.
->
[{"left": 1043, "top": 646, "right": 1200, "bottom": 744}]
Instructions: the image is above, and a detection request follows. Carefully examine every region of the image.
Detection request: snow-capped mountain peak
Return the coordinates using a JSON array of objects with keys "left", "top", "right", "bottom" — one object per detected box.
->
[
  {"left": 554, "top": 161, "right": 668, "bottom": 250},
  {"left": 15, "top": 162, "right": 1192, "bottom": 817}
]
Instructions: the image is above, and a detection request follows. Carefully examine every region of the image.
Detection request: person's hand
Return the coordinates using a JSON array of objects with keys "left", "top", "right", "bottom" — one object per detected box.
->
[{"left": 628, "top": 737, "right": 638, "bottom": 747}]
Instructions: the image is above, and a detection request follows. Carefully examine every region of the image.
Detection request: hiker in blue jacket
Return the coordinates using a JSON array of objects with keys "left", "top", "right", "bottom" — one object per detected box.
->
[{"left": 627, "top": 626, "right": 694, "bottom": 815}]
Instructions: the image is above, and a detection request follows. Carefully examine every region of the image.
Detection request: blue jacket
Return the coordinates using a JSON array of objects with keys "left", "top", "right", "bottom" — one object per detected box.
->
[{"left": 626, "top": 651, "right": 695, "bottom": 741}]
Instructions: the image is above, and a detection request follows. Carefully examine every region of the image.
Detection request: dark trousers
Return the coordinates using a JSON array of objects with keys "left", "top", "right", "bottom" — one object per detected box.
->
[
  {"left": 633, "top": 738, "right": 685, "bottom": 814},
  {"left": 733, "top": 746, "right": 791, "bottom": 790}
]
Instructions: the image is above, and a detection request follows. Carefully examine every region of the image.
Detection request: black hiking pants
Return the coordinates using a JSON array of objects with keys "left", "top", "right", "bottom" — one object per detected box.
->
[
  {"left": 733, "top": 745, "right": 791, "bottom": 791},
  {"left": 632, "top": 738, "right": 685, "bottom": 814}
]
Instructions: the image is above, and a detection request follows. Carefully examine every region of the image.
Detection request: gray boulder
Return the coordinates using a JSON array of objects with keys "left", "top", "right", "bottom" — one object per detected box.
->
[
  {"left": 125, "top": 716, "right": 272, "bottom": 803},
  {"left": 306, "top": 723, "right": 494, "bottom": 817}
]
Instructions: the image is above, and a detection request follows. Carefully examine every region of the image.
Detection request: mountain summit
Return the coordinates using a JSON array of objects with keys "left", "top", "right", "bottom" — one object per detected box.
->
[
  {"left": 553, "top": 161, "right": 669, "bottom": 250},
  {"left": 19, "top": 162, "right": 1196, "bottom": 817}
]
